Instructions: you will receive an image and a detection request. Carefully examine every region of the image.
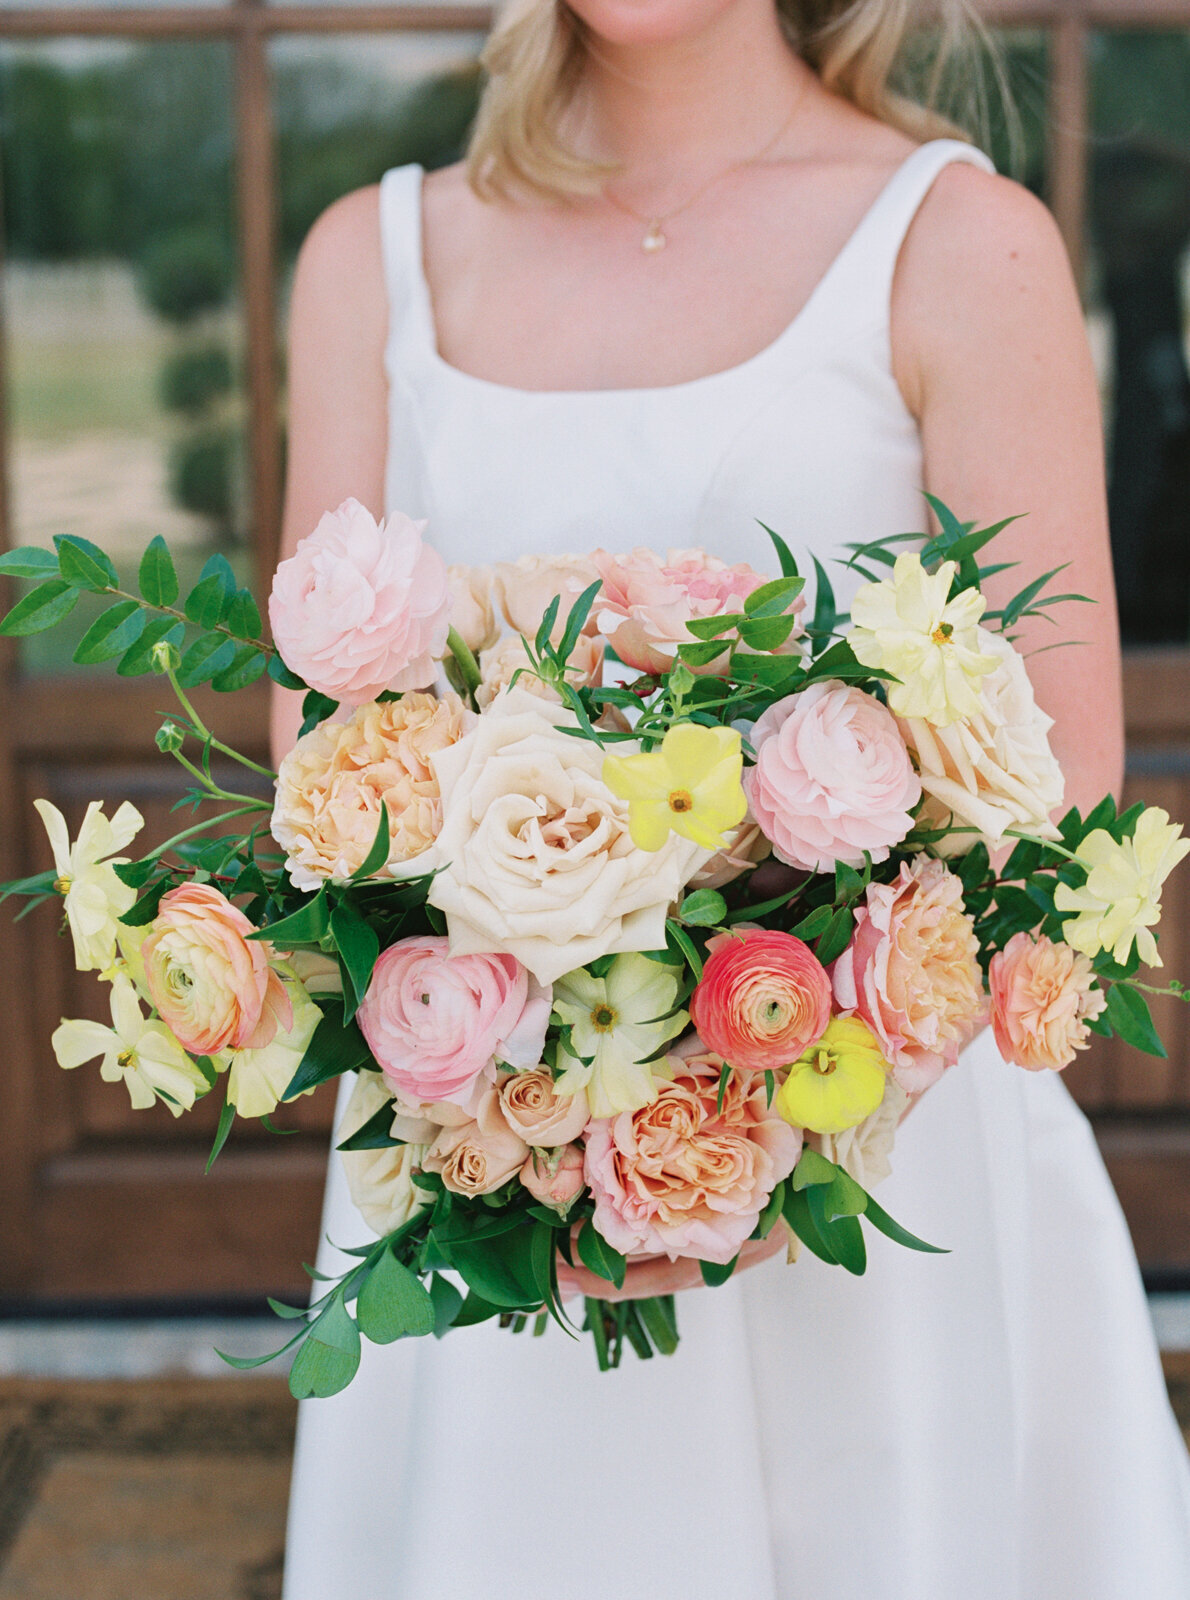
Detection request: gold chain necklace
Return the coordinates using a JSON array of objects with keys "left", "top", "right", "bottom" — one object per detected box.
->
[{"left": 603, "top": 95, "right": 801, "bottom": 254}]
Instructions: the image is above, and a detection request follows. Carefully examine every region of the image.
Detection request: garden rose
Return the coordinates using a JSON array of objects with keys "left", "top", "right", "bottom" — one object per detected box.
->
[
  {"left": 358, "top": 936, "right": 551, "bottom": 1108},
  {"left": 491, "top": 553, "right": 599, "bottom": 642},
  {"left": 689, "top": 928, "right": 831, "bottom": 1073},
  {"left": 902, "top": 631, "right": 1064, "bottom": 855},
  {"left": 498, "top": 1070, "right": 589, "bottom": 1146},
  {"left": 424, "top": 1085, "right": 530, "bottom": 1196},
  {"left": 339, "top": 1073, "right": 432, "bottom": 1235},
  {"left": 476, "top": 632, "right": 603, "bottom": 711},
  {"left": 520, "top": 1144, "right": 585, "bottom": 1210},
  {"left": 271, "top": 693, "right": 473, "bottom": 891},
  {"left": 745, "top": 681, "right": 920, "bottom": 871},
  {"left": 447, "top": 563, "right": 500, "bottom": 654},
  {"left": 584, "top": 1037, "right": 802, "bottom": 1263},
  {"left": 426, "top": 688, "right": 710, "bottom": 985},
  {"left": 143, "top": 884, "right": 291, "bottom": 1056},
  {"left": 268, "top": 498, "right": 450, "bottom": 703},
  {"left": 832, "top": 856, "right": 985, "bottom": 1094},
  {"left": 989, "top": 932, "right": 1107, "bottom": 1071},
  {"left": 592, "top": 547, "right": 802, "bottom": 675}
]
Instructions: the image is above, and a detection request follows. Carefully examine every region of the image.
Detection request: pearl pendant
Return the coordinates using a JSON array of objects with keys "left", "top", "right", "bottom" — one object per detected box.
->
[{"left": 642, "top": 220, "right": 667, "bottom": 253}]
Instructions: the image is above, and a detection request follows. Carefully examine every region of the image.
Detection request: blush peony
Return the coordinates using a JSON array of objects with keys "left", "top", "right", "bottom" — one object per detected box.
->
[
  {"left": 268, "top": 498, "right": 450, "bottom": 703},
  {"left": 271, "top": 693, "right": 473, "bottom": 891},
  {"left": 584, "top": 1037, "right": 802, "bottom": 1264},
  {"left": 357, "top": 936, "right": 551, "bottom": 1108},
  {"left": 745, "top": 681, "right": 920, "bottom": 872},
  {"left": 989, "top": 931, "right": 1106, "bottom": 1072},
  {"left": 832, "top": 856, "right": 986, "bottom": 1094},
  {"left": 690, "top": 927, "right": 831, "bottom": 1073}
]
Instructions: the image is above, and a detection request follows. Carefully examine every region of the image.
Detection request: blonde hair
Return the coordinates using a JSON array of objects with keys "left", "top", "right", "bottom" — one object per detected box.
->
[{"left": 467, "top": 0, "right": 993, "bottom": 201}]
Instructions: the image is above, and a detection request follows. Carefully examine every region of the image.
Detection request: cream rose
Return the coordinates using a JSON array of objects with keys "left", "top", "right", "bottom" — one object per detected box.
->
[
  {"left": 447, "top": 563, "right": 500, "bottom": 654},
  {"left": 339, "top": 1072, "right": 432, "bottom": 1236},
  {"left": 426, "top": 688, "right": 710, "bottom": 984},
  {"left": 901, "top": 631, "right": 1065, "bottom": 856},
  {"left": 476, "top": 632, "right": 603, "bottom": 711},
  {"left": 808, "top": 1078, "right": 909, "bottom": 1189}
]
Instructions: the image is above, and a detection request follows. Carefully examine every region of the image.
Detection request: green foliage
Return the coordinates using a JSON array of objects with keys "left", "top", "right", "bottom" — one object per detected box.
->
[
  {"left": 159, "top": 343, "right": 234, "bottom": 416},
  {"left": 168, "top": 426, "right": 238, "bottom": 527}
]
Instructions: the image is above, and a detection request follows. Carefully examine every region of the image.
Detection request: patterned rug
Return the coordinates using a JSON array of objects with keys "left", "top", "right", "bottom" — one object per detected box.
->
[{"left": 0, "top": 1363, "right": 1187, "bottom": 1599}]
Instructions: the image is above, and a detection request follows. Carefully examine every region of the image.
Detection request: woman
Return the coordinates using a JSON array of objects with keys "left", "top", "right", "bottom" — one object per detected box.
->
[{"left": 276, "top": 0, "right": 1190, "bottom": 1592}]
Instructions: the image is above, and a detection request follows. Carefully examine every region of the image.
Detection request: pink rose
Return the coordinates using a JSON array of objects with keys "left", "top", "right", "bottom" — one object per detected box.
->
[
  {"left": 989, "top": 931, "right": 1107, "bottom": 1071},
  {"left": 689, "top": 927, "right": 831, "bottom": 1073},
  {"left": 592, "top": 547, "right": 802, "bottom": 676},
  {"left": 832, "top": 856, "right": 986, "bottom": 1094},
  {"left": 520, "top": 1143, "right": 586, "bottom": 1210},
  {"left": 357, "top": 936, "right": 551, "bottom": 1107},
  {"left": 585, "top": 1036, "right": 802, "bottom": 1263},
  {"left": 268, "top": 498, "right": 450, "bottom": 704},
  {"left": 498, "top": 1070, "right": 589, "bottom": 1146},
  {"left": 143, "top": 884, "right": 291, "bottom": 1056},
  {"left": 746, "top": 682, "right": 920, "bottom": 871},
  {"left": 423, "top": 1086, "right": 530, "bottom": 1196}
]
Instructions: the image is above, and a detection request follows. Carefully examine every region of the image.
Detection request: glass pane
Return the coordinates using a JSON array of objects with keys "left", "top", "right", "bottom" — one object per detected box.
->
[
  {"left": 1088, "top": 31, "right": 1190, "bottom": 646},
  {"left": 985, "top": 29, "right": 1049, "bottom": 198},
  {"left": 0, "top": 41, "right": 251, "bottom": 673}
]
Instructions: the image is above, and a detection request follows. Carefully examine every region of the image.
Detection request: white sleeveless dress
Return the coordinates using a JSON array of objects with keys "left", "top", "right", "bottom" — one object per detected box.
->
[{"left": 283, "top": 141, "right": 1190, "bottom": 1600}]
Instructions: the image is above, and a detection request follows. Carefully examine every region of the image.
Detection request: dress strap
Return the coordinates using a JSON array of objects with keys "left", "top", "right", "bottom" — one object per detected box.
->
[{"left": 378, "top": 163, "right": 432, "bottom": 362}]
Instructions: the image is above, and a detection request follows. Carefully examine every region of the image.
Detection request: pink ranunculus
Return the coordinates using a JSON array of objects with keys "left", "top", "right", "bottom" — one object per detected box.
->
[
  {"left": 520, "top": 1143, "right": 586, "bottom": 1210},
  {"left": 357, "top": 936, "right": 551, "bottom": 1108},
  {"left": 268, "top": 498, "right": 450, "bottom": 704},
  {"left": 585, "top": 1036, "right": 802, "bottom": 1263},
  {"left": 832, "top": 856, "right": 986, "bottom": 1094},
  {"left": 746, "top": 681, "right": 920, "bottom": 872},
  {"left": 689, "top": 927, "right": 831, "bottom": 1073},
  {"left": 989, "top": 931, "right": 1107, "bottom": 1071},
  {"left": 143, "top": 884, "right": 291, "bottom": 1056},
  {"left": 592, "top": 547, "right": 802, "bottom": 677}
]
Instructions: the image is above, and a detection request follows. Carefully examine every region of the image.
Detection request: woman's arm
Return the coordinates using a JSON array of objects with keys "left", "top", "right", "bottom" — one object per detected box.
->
[{"left": 269, "top": 186, "right": 390, "bottom": 762}]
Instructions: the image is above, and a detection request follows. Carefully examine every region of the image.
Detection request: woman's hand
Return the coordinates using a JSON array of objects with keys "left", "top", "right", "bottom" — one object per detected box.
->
[{"left": 555, "top": 1228, "right": 786, "bottom": 1304}]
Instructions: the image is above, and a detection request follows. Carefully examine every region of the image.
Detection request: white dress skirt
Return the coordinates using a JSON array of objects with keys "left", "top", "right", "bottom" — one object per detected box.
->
[{"left": 282, "top": 141, "right": 1190, "bottom": 1599}]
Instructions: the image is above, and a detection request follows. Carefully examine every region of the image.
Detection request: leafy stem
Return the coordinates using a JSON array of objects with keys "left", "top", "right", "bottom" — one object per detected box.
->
[{"left": 144, "top": 804, "right": 273, "bottom": 864}]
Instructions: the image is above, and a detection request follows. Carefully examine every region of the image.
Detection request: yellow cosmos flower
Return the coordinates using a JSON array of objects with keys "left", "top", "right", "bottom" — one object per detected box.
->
[
  {"left": 1054, "top": 807, "right": 1190, "bottom": 968},
  {"left": 602, "top": 723, "right": 746, "bottom": 853},
  {"left": 848, "top": 553, "right": 997, "bottom": 728},
  {"left": 775, "top": 1015, "right": 889, "bottom": 1135}
]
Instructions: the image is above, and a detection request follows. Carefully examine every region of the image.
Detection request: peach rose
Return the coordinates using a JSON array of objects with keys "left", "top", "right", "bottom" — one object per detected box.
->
[
  {"left": 520, "top": 1143, "right": 586, "bottom": 1210},
  {"left": 592, "top": 547, "right": 803, "bottom": 676},
  {"left": 584, "top": 1037, "right": 802, "bottom": 1263},
  {"left": 423, "top": 1085, "right": 530, "bottom": 1196},
  {"left": 832, "top": 856, "right": 986, "bottom": 1094},
  {"left": 498, "top": 1070, "right": 589, "bottom": 1146},
  {"left": 271, "top": 693, "right": 474, "bottom": 892},
  {"left": 447, "top": 563, "right": 500, "bottom": 654},
  {"left": 268, "top": 498, "right": 450, "bottom": 703},
  {"left": 476, "top": 632, "right": 603, "bottom": 711},
  {"left": 143, "top": 883, "right": 291, "bottom": 1056},
  {"left": 989, "top": 931, "right": 1107, "bottom": 1071},
  {"left": 491, "top": 553, "right": 600, "bottom": 643},
  {"left": 690, "top": 928, "right": 831, "bottom": 1073},
  {"left": 745, "top": 682, "right": 920, "bottom": 872}
]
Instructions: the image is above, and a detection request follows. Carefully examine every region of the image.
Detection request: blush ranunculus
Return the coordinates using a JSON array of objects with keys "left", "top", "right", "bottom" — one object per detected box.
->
[
  {"left": 584, "top": 1036, "right": 803, "bottom": 1263},
  {"left": 689, "top": 927, "right": 831, "bottom": 1073},
  {"left": 268, "top": 497, "right": 450, "bottom": 704},
  {"left": 143, "top": 883, "right": 291, "bottom": 1056},
  {"left": 592, "top": 547, "right": 803, "bottom": 676},
  {"left": 745, "top": 681, "right": 920, "bottom": 872},
  {"left": 357, "top": 936, "right": 551, "bottom": 1108},
  {"left": 989, "top": 931, "right": 1106, "bottom": 1071},
  {"left": 832, "top": 855, "right": 986, "bottom": 1094}
]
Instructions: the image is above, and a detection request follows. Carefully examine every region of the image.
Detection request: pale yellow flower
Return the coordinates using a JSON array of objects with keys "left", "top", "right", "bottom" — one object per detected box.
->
[
  {"left": 34, "top": 798, "right": 144, "bottom": 973},
  {"left": 52, "top": 974, "right": 207, "bottom": 1114},
  {"left": 775, "top": 1015, "right": 890, "bottom": 1135},
  {"left": 552, "top": 953, "right": 685, "bottom": 1117},
  {"left": 602, "top": 723, "right": 747, "bottom": 852},
  {"left": 1054, "top": 807, "right": 1190, "bottom": 967},
  {"left": 217, "top": 964, "right": 322, "bottom": 1118},
  {"left": 848, "top": 554, "right": 996, "bottom": 727}
]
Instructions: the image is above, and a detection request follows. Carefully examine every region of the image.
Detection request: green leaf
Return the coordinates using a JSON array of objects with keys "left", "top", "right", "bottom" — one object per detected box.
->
[
  {"left": 634, "top": 1295, "right": 679, "bottom": 1355},
  {"left": 809, "top": 554, "right": 836, "bottom": 643},
  {"left": 807, "top": 1186, "right": 866, "bottom": 1274},
  {"left": 450, "top": 1290, "right": 503, "bottom": 1328},
  {"left": 227, "top": 587, "right": 263, "bottom": 640},
  {"left": 685, "top": 612, "right": 745, "bottom": 641},
  {"left": 759, "top": 521, "right": 799, "bottom": 579},
  {"left": 335, "top": 1100, "right": 401, "bottom": 1152},
  {"left": 743, "top": 575, "right": 805, "bottom": 617},
  {"left": 350, "top": 801, "right": 391, "bottom": 882},
  {"left": 756, "top": 1178, "right": 785, "bottom": 1237},
  {"left": 288, "top": 1296, "right": 361, "bottom": 1399},
  {"left": 443, "top": 1224, "right": 547, "bottom": 1311},
  {"left": 330, "top": 901, "right": 380, "bottom": 1015},
  {"left": 282, "top": 1001, "right": 371, "bottom": 1099},
  {"left": 429, "top": 1273, "right": 464, "bottom": 1338},
  {"left": 178, "top": 631, "right": 237, "bottom": 687},
  {"left": 72, "top": 600, "right": 146, "bottom": 665},
  {"left": 678, "top": 639, "right": 732, "bottom": 668},
  {"left": 250, "top": 887, "right": 330, "bottom": 947},
  {"left": 790, "top": 904, "right": 834, "bottom": 940},
  {"left": 185, "top": 570, "right": 234, "bottom": 629},
  {"left": 534, "top": 593, "right": 561, "bottom": 655},
  {"left": 782, "top": 1184, "right": 839, "bottom": 1264},
  {"left": 699, "top": 1255, "right": 739, "bottom": 1287},
  {"left": 678, "top": 888, "right": 727, "bottom": 927},
  {"left": 737, "top": 614, "right": 796, "bottom": 651},
  {"left": 216, "top": 1324, "right": 309, "bottom": 1371},
  {"left": 211, "top": 645, "right": 267, "bottom": 693},
  {"left": 119, "top": 877, "right": 171, "bottom": 926},
  {"left": 0, "top": 546, "right": 59, "bottom": 580},
  {"left": 55, "top": 534, "right": 117, "bottom": 592},
  {"left": 117, "top": 616, "right": 185, "bottom": 677},
  {"left": 138, "top": 535, "right": 179, "bottom": 607},
  {"left": 299, "top": 690, "right": 339, "bottom": 737},
  {"left": 556, "top": 578, "right": 603, "bottom": 664},
  {"left": 665, "top": 918, "right": 703, "bottom": 980},
  {"left": 862, "top": 1193, "right": 948, "bottom": 1254},
  {"left": 576, "top": 1219, "right": 627, "bottom": 1289},
  {"left": 205, "top": 1099, "right": 236, "bottom": 1174},
  {"left": 0, "top": 578, "right": 81, "bottom": 637},
  {"left": 821, "top": 1169, "right": 869, "bottom": 1220},
  {"left": 791, "top": 1147, "right": 839, "bottom": 1190},
  {"left": 356, "top": 1246, "right": 435, "bottom": 1344},
  {"left": 1105, "top": 983, "right": 1166, "bottom": 1058},
  {"left": 814, "top": 905, "right": 854, "bottom": 966},
  {"left": 268, "top": 654, "right": 307, "bottom": 692}
]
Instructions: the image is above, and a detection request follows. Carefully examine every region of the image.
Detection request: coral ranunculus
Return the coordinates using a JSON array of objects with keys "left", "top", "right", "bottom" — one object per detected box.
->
[
  {"left": 690, "top": 928, "right": 831, "bottom": 1073},
  {"left": 989, "top": 931, "right": 1106, "bottom": 1071},
  {"left": 268, "top": 497, "right": 450, "bottom": 703}
]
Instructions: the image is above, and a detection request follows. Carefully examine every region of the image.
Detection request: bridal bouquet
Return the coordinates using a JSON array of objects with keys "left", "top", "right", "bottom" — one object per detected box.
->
[{"left": 4, "top": 496, "right": 1188, "bottom": 1393}]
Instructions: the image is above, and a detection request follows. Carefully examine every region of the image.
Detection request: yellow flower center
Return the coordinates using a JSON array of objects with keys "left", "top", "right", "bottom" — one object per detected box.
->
[
  {"left": 53, "top": 875, "right": 72, "bottom": 896},
  {"left": 591, "top": 1004, "right": 618, "bottom": 1031},
  {"left": 931, "top": 622, "right": 954, "bottom": 644},
  {"left": 668, "top": 789, "right": 694, "bottom": 814},
  {"left": 116, "top": 1049, "right": 135, "bottom": 1069}
]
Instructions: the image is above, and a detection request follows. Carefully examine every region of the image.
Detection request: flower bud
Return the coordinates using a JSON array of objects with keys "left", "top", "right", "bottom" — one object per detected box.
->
[
  {"left": 155, "top": 720, "right": 185, "bottom": 754},
  {"left": 151, "top": 639, "right": 182, "bottom": 674}
]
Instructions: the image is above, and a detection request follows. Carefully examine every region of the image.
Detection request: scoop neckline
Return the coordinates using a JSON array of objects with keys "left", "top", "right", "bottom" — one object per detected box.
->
[{"left": 402, "top": 140, "right": 975, "bottom": 400}]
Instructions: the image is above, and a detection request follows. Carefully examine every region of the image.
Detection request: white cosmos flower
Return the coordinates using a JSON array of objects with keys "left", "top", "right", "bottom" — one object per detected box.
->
[
  {"left": 52, "top": 974, "right": 208, "bottom": 1115},
  {"left": 34, "top": 799, "right": 144, "bottom": 973},
  {"left": 552, "top": 952, "right": 686, "bottom": 1118}
]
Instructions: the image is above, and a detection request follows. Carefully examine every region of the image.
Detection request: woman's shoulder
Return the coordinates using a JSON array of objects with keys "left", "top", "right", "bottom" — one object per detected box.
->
[{"left": 289, "top": 184, "right": 387, "bottom": 357}]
